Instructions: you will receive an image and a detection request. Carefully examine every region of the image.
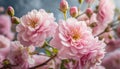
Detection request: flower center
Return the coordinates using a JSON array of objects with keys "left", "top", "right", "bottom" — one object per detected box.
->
[
  {"left": 71, "top": 29, "right": 80, "bottom": 40},
  {"left": 28, "top": 17, "right": 39, "bottom": 28},
  {"left": 72, "top": 33, "right": 80, "bottom": 40},
  {"left": 29, "top": 20, "right": 37, "bottom": 28}
]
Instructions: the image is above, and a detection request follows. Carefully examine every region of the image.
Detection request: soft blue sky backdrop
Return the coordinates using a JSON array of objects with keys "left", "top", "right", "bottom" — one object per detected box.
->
[{"left": 0, "top": 0, "right": 119, "bottom": 21}]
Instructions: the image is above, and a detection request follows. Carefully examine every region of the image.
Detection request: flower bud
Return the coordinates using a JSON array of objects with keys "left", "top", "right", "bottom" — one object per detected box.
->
[
  {"left": 78, "top": 0, "right": 83, "bottom": 4},
  {"left": 86, "top": 8, "right": 93, "bottom": 18},
  {"left": 11, "top": 16, "right": 20, "bottom": 24},
  {"left": 70, "top": 6, "right": 78, "bottom": 17},
  {"left": 7, "top": 6, "right": 15, "bottom": 17},
  {"left": 60, "top": 0, "right": 69, "bottom": 13}
]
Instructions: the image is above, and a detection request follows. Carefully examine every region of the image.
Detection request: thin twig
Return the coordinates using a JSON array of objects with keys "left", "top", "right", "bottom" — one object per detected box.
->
[
  {"left": 29, "top": 54, "right": 57, "bottom": 69},
  {"left": 76, "top": 12, "right": 85, "bottom": 18}
]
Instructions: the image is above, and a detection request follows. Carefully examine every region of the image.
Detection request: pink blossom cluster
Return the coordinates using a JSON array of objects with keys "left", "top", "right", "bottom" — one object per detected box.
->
[
  {"left": 0, "top": 15, "right": 14, "bottom": 40},
  {"left": 50, "top": 18, "right": 105, "bottom": 69},
  {"left": 16, "top": 9, "right": 58, "bottom": 47},
  {"left": 0, "top": 0, "right": 119, "bottom": 69}
]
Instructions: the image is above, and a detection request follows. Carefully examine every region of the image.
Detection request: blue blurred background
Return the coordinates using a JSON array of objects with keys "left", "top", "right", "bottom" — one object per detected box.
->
[{"left": 0, "top": 0, "right": 119, "bottom": 21}]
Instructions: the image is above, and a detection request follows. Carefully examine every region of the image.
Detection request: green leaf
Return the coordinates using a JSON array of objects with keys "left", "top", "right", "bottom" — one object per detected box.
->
[
  {"left": 53, "top": 48, "right": 58, "bottom": 54},
  {"left": 60, "top": 62, "right": 67, "bottom": 69},
  {"left": 60, "top": 59, "right": 69, "bottom": 69},
  {"left": 45, "top": 49, "right": 52, "bottom": 57}
]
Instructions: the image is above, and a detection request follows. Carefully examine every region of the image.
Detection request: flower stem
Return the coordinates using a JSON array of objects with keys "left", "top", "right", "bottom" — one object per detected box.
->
[
  {"left": 29, "top": 54, "right": 57, "bottom": 69},
  {"left": 63, "top": 11, "right": 67, "bottom": 20},
  {"left": 76, "top": 12, "right": 85, "bottom": 18}
]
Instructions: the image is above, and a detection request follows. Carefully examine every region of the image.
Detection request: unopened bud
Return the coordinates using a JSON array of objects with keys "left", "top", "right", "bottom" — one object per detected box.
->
[
  {"left": 86, "top": 8, "right": 93, "bottom": 18},
  {"left": 7, "top": 6, "right": 15, "bottom": 17},
  {"left": 78, "top": 0, "right": 83, "bottom": 4},
  {"left": 11, "top": 16, "right": 20, "bottom": 24},
  {"left": 60, "top": 0, "right": 69, "bottom": 13},
  {"left": 70, "top": 6, "right": 78, "bottom": 17}
]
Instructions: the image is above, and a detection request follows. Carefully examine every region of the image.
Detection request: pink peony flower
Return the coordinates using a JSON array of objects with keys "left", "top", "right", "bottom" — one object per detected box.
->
[
  {"left": 102, "top": 50, "right": 120, "bottom": 69},
  {"left": 50, "top": 18, "right": 106, "bottom": 68},
  {"left": 16, "top": 9, "right": 58, "bottom": 47},
  {"left": 8, "top": 41, "right": 55, "bottom": 69},
  {"left": 0, "top": 15, "right": 14, "bottom": 40},
  {"left": 7, "top": 41, "right": 30, "bottom": 69},
  {"left": 97, "top": 0, "right": 115, "bottom": 24},
  {"left": 0, "top": 35, "right": 10, "bottom": 68}
]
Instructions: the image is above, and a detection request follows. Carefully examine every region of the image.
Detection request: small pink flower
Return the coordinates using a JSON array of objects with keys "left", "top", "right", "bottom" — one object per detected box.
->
[
  {"left": 97, "top": 0, "right": 115, "bottom": 24},
  {"left": 0, "top": 35, "right": 10, "bottom": 56},
  {"left": 0, "top": 15, "right": 14, "bottom": 40},
  {"left": 7, "top": 41, "right": 30, "bottom": 69},
  {"left": 106, "top": 39, "right": 120, "bottom": 52},
  {"left": 0, "top": 35, "right": 10, "bottom": 68},
  {"left": 102, "top": 50, "right": 120, "bottom": 69},
  {"left": 50, "top": 18, "right": 106, "bottom": 68},
  {"left": 16, "top": 9, "right": 58, "bottom": 47},
  {"left": 70, "top": 6, "right": 78, "bottom": 17},
  {"left": 99, "top": 30, "right": 115, "bottom": 43}
]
